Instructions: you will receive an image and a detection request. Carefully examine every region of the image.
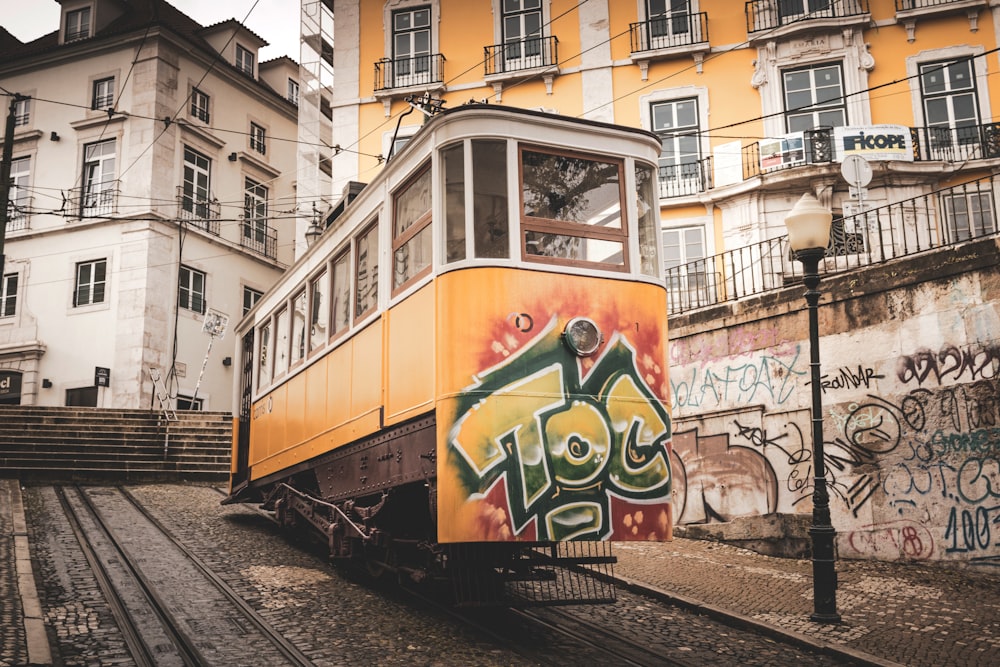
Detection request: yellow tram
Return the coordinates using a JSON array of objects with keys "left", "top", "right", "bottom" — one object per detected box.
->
[{"left": 226, "top": 104, "right": 672, "bottom": 605}]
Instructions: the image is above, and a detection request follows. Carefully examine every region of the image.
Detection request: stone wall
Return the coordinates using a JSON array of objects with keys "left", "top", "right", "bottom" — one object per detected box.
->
[{"left": 667, "top": 236, "right": 1000, "bottom": 569}]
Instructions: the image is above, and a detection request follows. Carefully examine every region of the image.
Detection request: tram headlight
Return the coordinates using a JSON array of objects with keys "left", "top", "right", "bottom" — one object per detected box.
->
[{"left": 563, "top": 317, "right": 603, "bottom": 357}]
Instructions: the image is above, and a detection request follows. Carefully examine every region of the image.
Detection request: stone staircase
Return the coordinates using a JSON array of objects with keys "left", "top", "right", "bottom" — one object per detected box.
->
[{"left": 0, "top": 405, "right": 233, "bottom": 483}]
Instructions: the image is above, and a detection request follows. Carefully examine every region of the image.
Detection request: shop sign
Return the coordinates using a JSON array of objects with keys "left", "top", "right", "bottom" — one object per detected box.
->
[
  {"left": 0, "top": 371, "right": 22, "bottom": 400},
  {"left": 835, "top": 125, "right": 913, "bottom": 162}
]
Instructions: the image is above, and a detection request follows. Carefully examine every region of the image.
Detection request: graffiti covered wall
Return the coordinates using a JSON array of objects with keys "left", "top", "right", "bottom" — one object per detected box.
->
[{"left": 668, "top": 238, "right": 1000, "bottom": 567}]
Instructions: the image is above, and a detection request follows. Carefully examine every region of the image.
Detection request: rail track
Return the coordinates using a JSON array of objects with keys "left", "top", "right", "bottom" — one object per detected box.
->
[{"left": 55, "top": 485, "right": 315, "bottom": 667}]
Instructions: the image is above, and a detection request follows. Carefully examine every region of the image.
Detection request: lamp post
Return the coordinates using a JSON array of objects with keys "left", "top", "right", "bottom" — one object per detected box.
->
[
  {"left": 305, "top": 204, "right": 323, "bottom": 248},
  {"left": 784, "top": 191, "right": 841, "bottom": 624}
]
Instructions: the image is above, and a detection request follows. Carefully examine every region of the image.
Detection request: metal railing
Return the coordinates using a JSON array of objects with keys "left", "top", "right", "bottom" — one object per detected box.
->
[
  {"left": 746, "top": 0, "right": 869, "bottom": 33},
  {"left": 69, "top": 182, "right": 119, "bottom": 218},
  {"left": 630, "top": 12, "right": 709, "bottom": 53},
  {"left": 896, "top": 0, "right": 974, "bottom": 11},
  {"left": 374, "top": 54, "right": 446, "bottom": 91},
  {"left": 5, "top": 196, "right": 32, "bottom": 231},
  {"left": 240, "top": 218, "right": 277, "bottom": 260},
  {"left": 176, "top": 186, "right": 221, "bottom": 235},
  {"left": 485, "top": 36, "right": 558, "bottom": 76},
  {"left": 910, "top": 124, "right": 1000, "bottom": 162},
  {"left": 665, "top": 174, "right": 999, "bottom": 314},
  {"left": 659, "top": 157, "right": 713, "bottom": 198},
  {"left": 742, "top": 128, "right": 834, "bottom": 180}
]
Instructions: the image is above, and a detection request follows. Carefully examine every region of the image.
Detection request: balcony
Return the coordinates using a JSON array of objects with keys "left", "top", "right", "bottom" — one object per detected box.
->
[
  {"left": 659, "top": 158, "right": 713, "bottom": 199},
  {"left": 485, "top": 35, "right": 558, "bottom": 77},
  {"left": 665, "top": 175, "right": 998, "bottom": 315},
  {"left": 746, "top": 0, "right": 869, "bottom": 35},
  {"left": 69, "top": 182, "right": 119, "bottom": 218},
  {"left": 374, "top": 54, "right": 446, "bottom": 92},
  {"left": 630, "top": 12, "right": 709, "bottom": 54},
  {"left": 176, "top": 186, "right": 221, "bottom": 235},
  {"left": 240, "top": 218, "right": 277, "bottom": 260},
  {"left": 5, "top": 196, "right": 32, "bottom": 232},
  {"left": 910, "top": 124, "right": 1000, "bottom": 162},
  {"left": 895, "top": 1, "right": 988, "bottom": 41},
  {"left": 742, "top": 128, "right": 834, "bottom": 180}
]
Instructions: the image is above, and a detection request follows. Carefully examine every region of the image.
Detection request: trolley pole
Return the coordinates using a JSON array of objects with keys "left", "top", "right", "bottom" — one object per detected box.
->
[{"left": 0, "top": 94, "right": 24, "bottom": 281}]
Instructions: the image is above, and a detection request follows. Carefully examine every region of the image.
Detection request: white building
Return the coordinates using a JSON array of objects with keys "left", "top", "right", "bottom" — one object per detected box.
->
[{"left": 0, "top": 0, "right": 300, "bottom": 411}]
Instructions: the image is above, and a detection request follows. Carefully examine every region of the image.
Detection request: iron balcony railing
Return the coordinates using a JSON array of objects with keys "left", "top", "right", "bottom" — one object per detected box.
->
[
  {"left": 485, "top": 35, "right": 558, "bottom": 76},
  {"left": 5, "top": 196, "right": 32, "bottom": 231},
  {"left": 70, "top": 181, "right": 119, "bottom": 218},
  {"left": 665, "top": 174, "right": 999, "bottom": 314},
  {"left": 896, "top": 0, "right": 975, "bottom": 11},
  {"left": 176, "top": 186, "right": 221, "bottom": 235},
  {"left": 630, "top": 12, "right": 709, "bottom": 53},
  {"left": 910, "top": 124, "right": 1000, "bottom": 162},
  {"left": 659, "top": 157, "right": 713, "bottom": 198},
  {"left": 746, "top": 0, "right": 869, "bottom": 33},
  {"left": 374, "top": 54, "right": 446, "bottom": 91},
  {"left": 241, "top": 217, "right": 277, "bottom": 260},
  {"left": 742, "top": 127, "right": 834, "bottom": 180}
]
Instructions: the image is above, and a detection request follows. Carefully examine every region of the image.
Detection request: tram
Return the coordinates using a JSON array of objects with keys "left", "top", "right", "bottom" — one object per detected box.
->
[{"left": 225, "top": 103, "right": 673, "bottom": 605}]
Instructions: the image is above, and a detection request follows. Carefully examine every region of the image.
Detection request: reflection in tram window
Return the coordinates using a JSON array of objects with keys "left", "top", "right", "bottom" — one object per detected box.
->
[
  {"left": 443, "top": 142, "right": 466, "bottom": 262},
  {"left": 332, "top": 250, "right": 351, "bottom": 335},
  {"left": 257, "top": 322, "right": 271, "bottom": 389},
  {"left": 309, "top": 270, "right": 328, "bottom": 352},
  {"left": 474, "top": 140, "right": 508, "bottom": 258},
  {"left": 355, "top": 223, "right": 379, "bottom": 318},
  {"left": 274, "top": 306, "right": 290, "bottom": 377},
  {"left": 393, "top": 164, "right": 432, "bottom": 289},
  {"left": 635, "top": 163, "right": 661, "bottom": 277},
  {"left": 291, "top": 290, "right": 307, "bottom": 365}
]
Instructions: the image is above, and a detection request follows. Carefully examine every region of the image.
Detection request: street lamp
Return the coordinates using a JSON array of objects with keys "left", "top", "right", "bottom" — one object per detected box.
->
[
  {"left": 785, "top": 191, "right": 841, "bottom": 624},
  {"left": 305, "top": 204, "right": 323, "bottom": 248}
]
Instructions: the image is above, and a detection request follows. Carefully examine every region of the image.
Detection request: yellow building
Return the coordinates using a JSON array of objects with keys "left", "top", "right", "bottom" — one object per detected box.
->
[{"left": 302, "top": 0, "right": 998, "bottom": 285}]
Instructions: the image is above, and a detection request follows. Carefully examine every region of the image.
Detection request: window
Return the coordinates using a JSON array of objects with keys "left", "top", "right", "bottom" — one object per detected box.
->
[
  {"left": 65, "top": 7, "right": 91, "bottom": 41},
  {"left": 473, "top": 140, "right": 509, "bottom": 259},
  {"left": 443, "top": 143, "right": 466, "bottom": 262},
  {"left": 182, "top": 147, "right": 212, "bottom": 218},
  {"left": 8, "top": 157, "right": 30, "bottom": 223},
  {"left": 236, "top": 44, "right": 255, "bottom": 76},
  {"left": 783, "top": 63, "right": 846, "bottom": 132},
  {"left": 647, "top": 0, "right": 691, "bottom": 39},
  {"left": 190, "top": 88, "right": 210, "bottom": 123},
  {"left": 942, "top": 191, "right": 996, "bottom": 243},
  {"left": 309, "top": 271, "right": 328, "bottom": 352},
  {"left": 74, "top": 259, "right": 107, "bottom": 307},
  {"left": 92, "top": 77, "right": 115, "bottom": 110},
  {"left": 257, "top": 321, "right": 272, "bottom": 388},
  {"left": 176, "top": 395, "right": 203, "bottom": 411},
  {"left": 13, "top": 97, "right": 29, "bottom": 126},
  {"left": 520, "top": 148, "right": 627, "bottom": 270},
  {"left": 250, "top": 122, "right": 266, "bottom": 154},
  {"left": 392, "top": 164, "right": 433, "bottom": 290},
  {"left": 274, "top": 307, "right": 290, "bottom": 377},
  {"left": 66, "top": 386, "right": 98, "bottom": 407},
  {"left": 291, "top": 290, "right": 307, "bottom": 365},
  {"left": 663, "top": 226, "right": 708, "bottom": 306},
  {"left": 178, "top": 265, "right": 206, "bottom": 314},
  {"left": 288, "top": 79, "right": 299, "bottom": 105},
  {"left": 635, "top": 163, "right": 661, "bottom": 277},
  {"left": 920, "top": 60, "right": 981, "bottom": 154},
  {"left": 651, "top": 98, "right": 703, "bottom": 197},
  {"left": 392, "top": 7, "right": 431, "bottom": 83},
  {"left": 243, "top": 178, "right": 268, "bottom": 246},
  {"left": 243, "top": 286, "right": 262, "bottom": 315},
  {"left": 355, "top": 223, "right": 379, "bottom": 319},
  {"left": 332, "top": 250, "right": 351, "bottom": 335},
  {"left": 1, "top": 273, "right": 17, "bottom": 318},
  {"left": 502, "top": 0, "right": 543, "bottom": 62},
  {"left": 82, "top": 139, "right": 116, "bottom": 214},
  {"left": 778, "top": 0, "right": 831, "bottom": 21}
]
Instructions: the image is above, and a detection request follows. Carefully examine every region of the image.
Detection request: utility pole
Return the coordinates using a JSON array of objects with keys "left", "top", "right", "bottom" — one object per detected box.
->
[{"left": 0, "top": 93, "right": 24, "bottom": 281}]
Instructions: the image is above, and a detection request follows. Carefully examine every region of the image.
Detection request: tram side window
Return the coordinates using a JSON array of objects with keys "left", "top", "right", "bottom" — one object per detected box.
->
[
  {"left": 257, "top": 322, "right": 271, "bottom": 389},
  {"left": 274, "top": 306, "right": 290, "bottom": 377},
  {"left": 392, "top": 163, "right": 433, "bottom": 291},
  {"left": 291, "top": 290, "right": 307, "bottom": 366},
  {"left": 355, "top": 223, "right": 379, "bottom": 319},
  {"left": 635, "top": 162, "right": 661, "bottom": 277},
  {"left": 332, "top": 250, "right": 352, "bottom": 334},
  {"left": 474, "top": 139, "right": 508, "bottom": 258},
  {"left": 309, "top": 270, "right": 328, "bottom": 352},
  {"left": 443, "top": 143, "right": 466, "bottom": 262},
  {"left": 520, "top": 148, "right": 628, "bottom": 271}
]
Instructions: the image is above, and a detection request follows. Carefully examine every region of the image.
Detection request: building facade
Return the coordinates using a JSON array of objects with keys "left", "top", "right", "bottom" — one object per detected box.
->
[
  {"left": 306, "top": 0, "right": 1000, "bottom": 567},
  {"left": 0, "top": 0, "right": 299, "bottom": 411}
]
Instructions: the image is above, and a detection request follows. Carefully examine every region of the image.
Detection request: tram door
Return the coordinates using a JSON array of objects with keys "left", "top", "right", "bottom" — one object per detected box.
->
[{"left": 234, "top": 329, "right": 254, "bottom": 486}]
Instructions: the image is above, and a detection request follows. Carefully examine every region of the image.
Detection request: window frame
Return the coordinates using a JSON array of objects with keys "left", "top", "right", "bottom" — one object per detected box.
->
[
  {"left": 354, "top": 221, "right": 380, "bottom": 322},
  {"left": 190, "top": 88, "right": 210, "bottom": 123},
  {"left": 178, "top": 265, "right": 207, "bottom": 314},
  {"left": 243, "top": 286, "right": 263, "bottom": 315},
  {"left": 391, "top": 162, "right": 433, "bottom": 294},
  {"left": 308, "top": 268, "right": 329, "bottom": 355},
  {"left": 518, "top": 144, "right": 630, "bottom": 272},
  {"left": 941, "top": 190, "right": 996, "bottom": 243},
  {"left": 73, "top": 258, "right": 107, "bottom": 308},
  {"left": 182, "top": 146, "right": 212, "bottom": 217},
  {"left": 9, "top": 156, "right": 30, "bottom": 221},
  {"left": 331, "top": 248, "right": 352, "bottom": 339},
  {"left": 236, "top": 44, "right": 255, "bottom": 76},
  {"left": 91, "top": 77, "right": 115, "bottom": 110},
  {"left": 65, "top": 6, "right": 92, "bottom": 41},
  {"left": 650, "top": 97, "right": 703, "bottom": 194},
  {"left": 290, "top": 288, "right": 308, "bottom": 368},
  {"left": 249, "top": 122, "right": 267, "bottom": 155},
  {"left": 176, "top": 394, "right": 204, "bottom": 411},
  {"left": 781, "top": 62, "right": 847, "bottom": 133},
  {"left": 288, "top": 79, "right": 300, "bottom": 105},
  {"left": 0, "top": 273, "right": 17, "bottom": 318},
  {"left": 243, "top": 178, "right": 268, "bottom": 243},
  {"left": 13, "top": 97, "right": 29, "bottom": 127}
]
